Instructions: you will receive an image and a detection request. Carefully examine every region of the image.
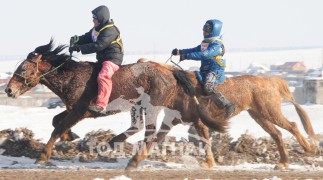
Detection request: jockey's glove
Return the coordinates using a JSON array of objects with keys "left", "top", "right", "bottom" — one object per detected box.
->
[
  {"left": 172, "top": 48, "right": 180, "bottom": 56},
  {"left": 70, "top": 35, "right": 79, "bottom": 45},
  {"left": 69, "top": 45, "right": 81, "bottom": 53},
  {"left": 179, "top": 54, "right": 187, "bottom": 61}
]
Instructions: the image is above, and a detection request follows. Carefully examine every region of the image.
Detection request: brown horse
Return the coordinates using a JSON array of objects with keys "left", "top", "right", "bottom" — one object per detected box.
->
[
  {"left": 5, "top": 40, "right": 226, "bottom": 169},
  {"left": 109, "top": 60, "right": 320, "bottom": 170}
]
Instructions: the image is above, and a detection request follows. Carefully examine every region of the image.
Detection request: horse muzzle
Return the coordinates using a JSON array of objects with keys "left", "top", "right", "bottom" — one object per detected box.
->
[{"left": 5, "top": 87, "right": 17, "bottom": 98}]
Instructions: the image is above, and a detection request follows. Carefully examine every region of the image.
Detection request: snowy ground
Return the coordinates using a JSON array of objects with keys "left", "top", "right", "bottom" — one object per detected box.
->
[{"left": 0, "top": 103, "right": 323, "bottom": 173}]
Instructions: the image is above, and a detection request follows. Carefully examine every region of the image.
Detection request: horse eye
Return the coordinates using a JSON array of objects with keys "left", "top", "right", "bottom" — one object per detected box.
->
[
  {"left": 21, "top": 63, "right": 28, "bottom": 71},
  {"left": 21, "top": 71, "right": 27, "bottom": 77}
]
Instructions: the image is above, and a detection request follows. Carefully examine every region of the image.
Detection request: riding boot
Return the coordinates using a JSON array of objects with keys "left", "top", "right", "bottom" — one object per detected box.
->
[
  {"left": 207, "top": 89, "right": 237, "bottom": 119},
  {"left": 88, "top": 105, "right": 105, "bottom": 114}
]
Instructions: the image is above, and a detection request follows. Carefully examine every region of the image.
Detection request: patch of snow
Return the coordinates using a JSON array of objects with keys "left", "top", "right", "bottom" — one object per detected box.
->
[{"left": 109, "top": 175, "right": 132, "bottom": 180}]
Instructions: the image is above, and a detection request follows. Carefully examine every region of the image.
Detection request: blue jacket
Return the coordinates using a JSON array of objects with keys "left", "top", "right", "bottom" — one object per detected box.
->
[{"left": 180, "top": 39, "right": 226, "bottom": 84}]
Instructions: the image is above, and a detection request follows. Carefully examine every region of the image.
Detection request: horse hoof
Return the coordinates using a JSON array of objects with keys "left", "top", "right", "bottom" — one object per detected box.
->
[
  {"left": 108, "top": 141, "right": 115, "bottom": 150},
  {"left": 125, "top": 165, "right": 137, "bottom": 171},
  {"left": 44, "top": 162, "right": 57, "bottom": 167},
  {"left": 274, "top": 163, "right": 288, "bottom": 170},
  {"left": 68, "top": 132, "right": 80, "bottom": 141},
  {"left": 200, "top": 162, "right": 215, "bottom": 169},
  {"left": 34, "top": 159, "right": 46, "bottom": 164},
  {"left": 125, "top": 161, "right": 138, "bottom": 171},
  {"left": 306, "top": 144, "right": 319, "bottom": 155},
  {"left": 60, "top": 132, "right": 80, "bottom": 142},
  {"left": 34, "top": 160, "right": 56, "bottom": 167}
]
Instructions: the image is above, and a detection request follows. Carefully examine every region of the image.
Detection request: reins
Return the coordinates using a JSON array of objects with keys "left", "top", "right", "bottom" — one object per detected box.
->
[{"left": 165, "top": 55, "right": 184, "bottom": 70}]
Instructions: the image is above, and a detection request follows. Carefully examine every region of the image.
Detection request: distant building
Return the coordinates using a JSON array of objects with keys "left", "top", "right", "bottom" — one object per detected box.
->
[
  {"left": 245, "top": 63, "right": 270, "bottom": 75},
  {"left": 276, "top": 61, "right": 306, "bottom": 72}
]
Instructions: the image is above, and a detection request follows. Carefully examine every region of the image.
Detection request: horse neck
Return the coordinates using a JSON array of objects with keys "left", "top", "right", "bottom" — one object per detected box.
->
[{"left": 40, "top": 59, "right": 91, "bottom": 98}]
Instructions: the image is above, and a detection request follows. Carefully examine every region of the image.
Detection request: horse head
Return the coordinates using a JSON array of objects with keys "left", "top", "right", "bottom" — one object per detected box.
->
[
  {"left": 5, "top": 52, "right": 46, "bottom": 97},
  {"left": 6, "top": 39, "right": 66, "bottom": 98}
]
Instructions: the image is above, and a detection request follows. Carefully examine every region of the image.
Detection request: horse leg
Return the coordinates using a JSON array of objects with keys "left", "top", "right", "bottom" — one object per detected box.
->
[
  {"left": 125, "top": 124, "right": 157, "bottom": 170},
  {"left": 108, "top": 106, "right": 145, "bottom": 149},
  {"left": 125, "top": 106, "right": 162, "bottom": 170},
  {"left": 193, "top": 119, "right": 216, "bottom": 168},
  {"left": 248, "top": 110, "right": 289, "bottom": 170},
  {"left": 52, "top": 110, "right": 80, "bottom": 141},
  {"left": 271, "top": 114, "right": 317, "bottom": 155},
  {"left": 36, "top": 111, "right": 85, "bottom": 164}
]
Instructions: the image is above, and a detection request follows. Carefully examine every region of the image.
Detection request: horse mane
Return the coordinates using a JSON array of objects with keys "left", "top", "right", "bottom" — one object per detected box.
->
[{"left": 34, "top": 38, "right": 70, "bottom": 67}]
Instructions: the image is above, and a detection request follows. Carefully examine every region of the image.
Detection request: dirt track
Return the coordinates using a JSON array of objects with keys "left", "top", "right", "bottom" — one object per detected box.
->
[
  {"left": 1, "top": 169, "right": 323, "bottom": 180},
  {"left": 1, "top": 128, "right": 323, "bottom": 179}
]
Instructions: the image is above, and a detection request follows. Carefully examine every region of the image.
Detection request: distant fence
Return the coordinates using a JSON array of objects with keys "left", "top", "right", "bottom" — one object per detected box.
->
[{"left": 0, "top": 93, "right": 58, "bottom": 107}]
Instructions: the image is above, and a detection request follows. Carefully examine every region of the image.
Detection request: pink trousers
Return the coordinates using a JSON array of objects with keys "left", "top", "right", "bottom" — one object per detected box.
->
[{"left": 96, "top": 61, "right": 120, "bottom": 108}]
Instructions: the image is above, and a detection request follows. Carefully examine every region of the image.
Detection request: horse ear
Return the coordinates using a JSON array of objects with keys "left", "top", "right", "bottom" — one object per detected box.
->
[{"left": 32, "top": 54, "right": 43, "bottom": 62}]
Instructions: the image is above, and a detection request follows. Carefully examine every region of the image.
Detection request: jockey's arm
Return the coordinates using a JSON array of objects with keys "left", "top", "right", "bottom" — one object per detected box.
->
[
  {"left": 180, "top": 45, "right": 200, "bottom": 55},
  {"left": 78, "top": 30, "right": 117, "bottom": 54},
  {"left": 185, "top": 43, "right": 222, "bottom": 61},
  {"left": 77, "top": 30, "right": 93, "bottom": 45}
]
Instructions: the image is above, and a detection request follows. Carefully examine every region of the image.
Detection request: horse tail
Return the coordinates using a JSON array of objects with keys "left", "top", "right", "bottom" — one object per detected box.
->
[
  {"left": 173, "top": 69, "right": 228, "bottom": 133},
  {"left": 276, "top": 77, "right": 319, "bottom": 141},
  {"left": 172, "top": 70, "right": 195, "bottom": 96}
]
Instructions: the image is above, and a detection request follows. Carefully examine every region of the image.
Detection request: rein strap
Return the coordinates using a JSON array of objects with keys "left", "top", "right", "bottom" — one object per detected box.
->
[{"left": 19, "top": 60, "right": 67, "bottom": 88}]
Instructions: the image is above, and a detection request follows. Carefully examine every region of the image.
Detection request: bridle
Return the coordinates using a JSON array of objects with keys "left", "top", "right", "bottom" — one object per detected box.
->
[
  {"left": 14, "top": 59, "right": 40, "bottom": 88},
  {"left": 13, "top": 54, "right": 66, "bottom": 90}
]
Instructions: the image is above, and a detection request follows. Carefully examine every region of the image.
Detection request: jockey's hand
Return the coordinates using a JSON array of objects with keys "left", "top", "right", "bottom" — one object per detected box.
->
[
  {"left": 179, "top": 54, "right": 187, "bottom": 61},
  {"left": 70, "top": 35, "right": 79, "bottom": 46},
  {"left": 69, "top": 45, "right": 80, "bottom": 53},
  {"left": 172, "top": 48, "right": 180, "bottom": 56}
]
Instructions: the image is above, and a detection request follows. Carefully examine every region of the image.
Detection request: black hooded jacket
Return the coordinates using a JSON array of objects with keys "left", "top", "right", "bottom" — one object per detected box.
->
[{"left": 76, "top": 5, "right": 123, "bottom": 65}]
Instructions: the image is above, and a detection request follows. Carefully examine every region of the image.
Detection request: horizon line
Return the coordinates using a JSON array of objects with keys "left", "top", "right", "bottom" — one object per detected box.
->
[{"left": 1, "top": 45, "right": 323, "bottom": 60}]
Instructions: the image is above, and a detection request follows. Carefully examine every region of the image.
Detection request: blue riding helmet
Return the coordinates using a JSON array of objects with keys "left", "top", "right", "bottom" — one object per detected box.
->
[{"left": 203, "top": 19, "right": 222, "bottom": 38}]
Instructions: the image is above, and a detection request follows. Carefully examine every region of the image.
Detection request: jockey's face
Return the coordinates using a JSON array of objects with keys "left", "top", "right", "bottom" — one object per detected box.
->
[
  {"left": 203, "top": 31, "right": 210, "bottom": 37},
  {"left": 93, "top": 18, "right": 100, "bottom": 28}
]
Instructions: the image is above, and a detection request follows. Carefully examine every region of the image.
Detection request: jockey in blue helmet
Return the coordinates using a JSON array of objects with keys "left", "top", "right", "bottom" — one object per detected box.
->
[{"left": 171, "top": 19, "right": 236, "bottom": 119}]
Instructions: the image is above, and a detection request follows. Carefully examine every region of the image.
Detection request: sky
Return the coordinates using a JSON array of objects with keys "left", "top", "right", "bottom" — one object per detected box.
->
[{"left": 1, "top": 0, "right": 323, "bottom": 56}]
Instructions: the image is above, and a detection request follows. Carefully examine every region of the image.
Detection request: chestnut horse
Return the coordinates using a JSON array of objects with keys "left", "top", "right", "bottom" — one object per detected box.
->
[
  {"left": 5, "top": 40, "right": 227, "bottom": 169},
  {"left": 108, "top": 61, "right": 320, "bottom": 170}
]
